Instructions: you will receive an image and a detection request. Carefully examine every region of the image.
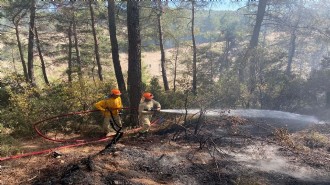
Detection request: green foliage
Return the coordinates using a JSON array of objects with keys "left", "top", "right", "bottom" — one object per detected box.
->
[
  {"left": 0, "top": 87, "right": 10, "bottom": 107},
  {"left": 0, "top": 133, "right": 20, "bottom": 156},
  {"left": 211, "top": 74, "right": 241, "bottom": 108},
  {"left": 145, "top": 77, "right": 186, "bottom": 109},
  {"left": 232, "top": 47, "right": 292, "bottom": 109},
  {"left": 148, "top": 77, "right": 162, "bottom": 95},
  {"left": 141, "top": 63, "right": 152, "bottom": 85},
  {"left": 308, "top": 56, "right": 330, "bottom": 92},
  {"left": 191, "top": 43, "right": 319, "bottom": 111},
  {"left": 0, "top": 74, "right": 117, "bottom": 137}
]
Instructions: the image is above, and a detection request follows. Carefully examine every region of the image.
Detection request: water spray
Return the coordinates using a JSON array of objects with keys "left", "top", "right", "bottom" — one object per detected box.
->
[{"left": 160, "top": 108, "right": 319, "bottom": 124}]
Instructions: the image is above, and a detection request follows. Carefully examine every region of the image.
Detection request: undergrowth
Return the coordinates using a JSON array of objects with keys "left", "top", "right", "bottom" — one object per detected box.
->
[
  {"left": 304, "top": 131, "right": 329, "bottom": 149},
  {"left": 0, "top": 133, "right": 20, "bottom": 157}
]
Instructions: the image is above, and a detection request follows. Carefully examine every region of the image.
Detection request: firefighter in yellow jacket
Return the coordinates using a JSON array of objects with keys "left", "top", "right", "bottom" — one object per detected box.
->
[
  {"left": 95, "top": 89, "right": 123, "bottom": 136},
  {"left": 138, "top": 92, "right": 161, "bottom": 133}
]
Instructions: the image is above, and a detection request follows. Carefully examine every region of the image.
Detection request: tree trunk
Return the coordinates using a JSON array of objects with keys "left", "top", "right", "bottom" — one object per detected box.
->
[
  {"left": 35, "top": 27, "right": 49, "bottom": 85},
  {"left": 11, "top": 49, "right": 18, "bottom": 75},
  {"left": 249, "top": 0, "right": 267, "bottom": 48},
  {"left": 14, "top": 24, "right": 28, "bottom": 82},
  {"left": 173, "top": 43, "right": 179, "bottom": 92},
  {"left": 286, "top": 9, "right": 301, "bottom": 78},
  {"left": 27, "top": 0, "right": 36, "bottom": 86},
  {"left": 89, "top": 0, "right": 103, "bottom": 81},
  {"left": 67, "top": 22, "right": 73, "bottom": 83},
  {"left": 72, "top": 14, "right": 82, "bottom": 80},
  {"left": 157, "top": 0, "right": 169, "bottom": 91},
  {"left": 127, "top": 0, "right": 142, "bottom": 127},
  {"left": 191, "top": 1, "right": 197, "bottom": 95},
  {"left": 246, "top": 0, "right": 267, "bottom": 108},
  {"left": 286, "top": 30, "right": 296, "bottom": 77},
  {"left": 108, "top": 0, "right": 126, "bottom": 93},
  {"left": 326, "top": 91, "right": 330, "bottom": 108}
]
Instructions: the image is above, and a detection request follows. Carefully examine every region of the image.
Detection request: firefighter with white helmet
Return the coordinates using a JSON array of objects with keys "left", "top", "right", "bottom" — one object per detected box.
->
[
  {"left": 138, "top": 92, "right": 161, "bottom": 133},
  {"left": 95, "top": 89, "right": 123, "bottom": 136}
]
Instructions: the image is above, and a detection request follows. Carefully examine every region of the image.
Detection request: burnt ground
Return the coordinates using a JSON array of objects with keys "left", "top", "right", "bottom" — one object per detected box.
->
[{"left": 1, "top": 116, "right": 330, "bottom": 185}]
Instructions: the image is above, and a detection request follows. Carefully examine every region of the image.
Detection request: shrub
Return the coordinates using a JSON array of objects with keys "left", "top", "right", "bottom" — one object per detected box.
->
[
  {"left": 0, "top": 87, "right": 10, "bottom": 107},
  {"left": 0, "top": 133, "right": 20, "bottom": 156},
  {"left": 274, "top": 128, "right": 295, "bottom": 148},
  {"left": 145, "top": 77, "right": 187, "bottom": 109},
  {"left": 304, "top": 131, "right": 329, "bottom": 149},
  {"left": 0, "top": 79, "right": 117, "bottom": 137}
]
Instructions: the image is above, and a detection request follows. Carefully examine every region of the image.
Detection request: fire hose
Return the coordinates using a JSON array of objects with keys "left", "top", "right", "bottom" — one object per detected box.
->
[{"left": 0, "top": 108, "right": 163, "bottom": 162}]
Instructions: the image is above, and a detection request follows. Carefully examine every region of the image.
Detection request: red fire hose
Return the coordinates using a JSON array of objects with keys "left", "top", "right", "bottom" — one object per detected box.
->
[
  {"left": 0, "top": 107, "right": 151, "bottom": 162},
  {"left": 0, "top": 137, "right": 110, "bottom": 162}
]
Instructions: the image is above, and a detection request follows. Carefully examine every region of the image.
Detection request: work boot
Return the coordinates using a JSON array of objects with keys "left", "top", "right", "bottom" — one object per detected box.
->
[
  {"left": 111, "top": 146, "right": 119, "bottom": 156},
  {"left": 108, "top": 146, "right": 119, "bottom": 156}
]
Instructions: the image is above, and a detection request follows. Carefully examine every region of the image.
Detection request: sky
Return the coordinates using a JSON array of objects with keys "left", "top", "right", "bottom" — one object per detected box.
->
[
  {"left": 168, "top": 1, "right": 248, "bottom": 11},
  {"left": 207, "top": 1, "right": 248, "bottom": 11}
]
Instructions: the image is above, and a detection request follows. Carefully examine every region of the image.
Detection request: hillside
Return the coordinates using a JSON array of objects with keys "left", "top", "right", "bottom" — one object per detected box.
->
[{"left": 0, "top": 47, "right": 177, "bottom": 83}]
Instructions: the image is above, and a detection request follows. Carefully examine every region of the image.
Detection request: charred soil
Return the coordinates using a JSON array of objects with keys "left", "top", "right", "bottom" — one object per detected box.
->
[{"left": 1, "top": 117, "right": 330, "bottom": 185}]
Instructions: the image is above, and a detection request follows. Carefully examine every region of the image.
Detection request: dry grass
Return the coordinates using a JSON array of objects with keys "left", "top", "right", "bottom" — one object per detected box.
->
[{"left": 304, "top": 131, "right": 329, "bottom": 149}]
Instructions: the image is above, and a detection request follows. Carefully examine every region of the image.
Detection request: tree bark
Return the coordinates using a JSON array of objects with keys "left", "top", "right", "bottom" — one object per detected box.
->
[
  {"left": 249, "top": 0, "right": 267, "bottom": 48},
  {"left": 157, "top": 0, "right": 169, "bottom": 91},
  {"left": 89, "top": 0, "right": 103, "bottom": 81},
  {"left": 286, "top": 6, "right": 301, "bottom": 78},
  {"left": 286, "top": 29, "right": 296, "bottom": 77},
  {"left": 246, "top": 0, "right": 268, "bottom": 108},
  {"left": 35, "top": 27, "right": 49, "bottom": 85},
  {"left": 191, "top": 1, "right": 197, "bottom": 95},
  {"left": 67, "top": 22, "right": 73, "bottom": 83},
  {"left": 127, "top": 0, "right": 142, "bottom": 127},
  {"left": 27, "top": 0, "right": 36, "bottom": 86},
  {"left": 108, "top": 0, "right": 126, "bottom": 93},
  {"left": 14, "top": 24, "right": 28, "bottom": 82},
  {"left": 72, "top": 13, "right": 82, "bottom": 80},
  {"left": 11, "top": 49, "right": 18, "bottom": 75},
  {"left": 173, "top": 44, "right": 179, "bottom": 92}
]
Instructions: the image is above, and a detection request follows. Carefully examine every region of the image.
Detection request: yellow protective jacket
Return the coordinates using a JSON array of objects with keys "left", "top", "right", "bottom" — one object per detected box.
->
[{"left": 95, "top": 96, "right": 122, "bottom": 117}]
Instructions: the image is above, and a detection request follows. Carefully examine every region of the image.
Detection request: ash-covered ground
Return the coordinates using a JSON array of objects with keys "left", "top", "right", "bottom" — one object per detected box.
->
[{"left": 1, "top": 115, "right": 330, "bottom": 185}]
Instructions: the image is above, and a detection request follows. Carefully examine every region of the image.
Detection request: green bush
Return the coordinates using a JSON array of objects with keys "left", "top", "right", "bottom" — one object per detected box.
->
[
  {"left": 145, "top": 77, "right": 187, "bottom": 109},
  {"left": 0, "top": 78, "right": 117, "bottom": 137},
  {"left": 0, "top": 133, "right": 20, "bottom": 157},
  {"left": 0, "top": 87, "right": 10, "bottom": 107}
]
